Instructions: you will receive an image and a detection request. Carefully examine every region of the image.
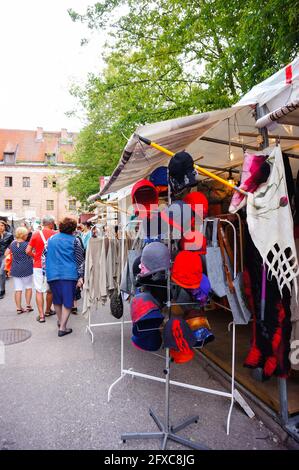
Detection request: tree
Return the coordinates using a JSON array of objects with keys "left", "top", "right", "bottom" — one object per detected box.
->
[{"left": 68, "top": 0, "right": 299, "bottom": 203}]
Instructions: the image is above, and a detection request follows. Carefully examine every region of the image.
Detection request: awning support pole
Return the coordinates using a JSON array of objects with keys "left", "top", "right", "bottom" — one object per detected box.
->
[{"left": 135, "top": 134, "right": 247, "bottom": 195}]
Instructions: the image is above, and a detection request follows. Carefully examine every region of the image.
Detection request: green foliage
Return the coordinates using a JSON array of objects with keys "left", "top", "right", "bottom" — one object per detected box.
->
[{"left": 68, "top": 0, "right": 299, "bottom": 204}]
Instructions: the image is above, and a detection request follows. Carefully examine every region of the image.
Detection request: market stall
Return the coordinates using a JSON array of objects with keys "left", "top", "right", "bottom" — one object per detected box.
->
[{"left": 86, "top": 56, "right": 299, "bottom": 443}]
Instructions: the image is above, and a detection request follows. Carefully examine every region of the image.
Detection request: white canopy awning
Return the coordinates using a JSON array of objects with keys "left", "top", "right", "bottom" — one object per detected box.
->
[{"left": 92, "top": 56, "right": 299, "bottom": 198}]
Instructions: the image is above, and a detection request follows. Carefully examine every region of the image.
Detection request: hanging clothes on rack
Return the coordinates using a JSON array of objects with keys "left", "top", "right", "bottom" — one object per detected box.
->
[
  {"left": 290, "top": 237, "right": 299, "bottom": 371},
  {"left": 243, "top": 225, "right": 292, "bottom": 380},
  {"left": 82, "top": 232, "right": 124, "bottom": 317}
]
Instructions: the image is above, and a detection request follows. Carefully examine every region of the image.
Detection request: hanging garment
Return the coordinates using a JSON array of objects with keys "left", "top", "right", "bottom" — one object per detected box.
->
[
  {"left": 247, "top": 145, "right": 299, "bottom": 298},
  {"left": 290, "top": 237, "right": 299, "bottom": 371},
  {"left": 82, "top": 238, "right": 108, "bottom": 317},
  {"left": 229, "top": 151, "right": 269, "bottom": 214},
  {"left": 243, "top": 226, "right": 292, "bottom": 380}
]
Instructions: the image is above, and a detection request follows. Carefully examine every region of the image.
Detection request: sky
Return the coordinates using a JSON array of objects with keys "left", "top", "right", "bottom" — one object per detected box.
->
[{"left": 0, "top": 0, "right": 105, "bottom": 132}]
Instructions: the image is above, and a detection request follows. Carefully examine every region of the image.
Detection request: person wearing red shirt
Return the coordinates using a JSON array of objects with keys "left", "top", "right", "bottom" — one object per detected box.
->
[{"left": 26, "top": 215, "right": 56, "bottom": 322}]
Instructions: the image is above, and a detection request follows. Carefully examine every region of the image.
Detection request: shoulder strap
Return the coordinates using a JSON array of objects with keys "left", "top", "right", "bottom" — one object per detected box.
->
[
  {"left": 218, "top": 224, "right": 235, "bottom": 294},
  {"left": 39, "top": 230, "right": 47, "bottom": 245}
]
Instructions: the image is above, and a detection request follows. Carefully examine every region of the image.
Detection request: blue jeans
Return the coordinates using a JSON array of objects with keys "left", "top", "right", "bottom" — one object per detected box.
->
[{"left": 0, "top": 256, "right": 6, "bottom": 293}]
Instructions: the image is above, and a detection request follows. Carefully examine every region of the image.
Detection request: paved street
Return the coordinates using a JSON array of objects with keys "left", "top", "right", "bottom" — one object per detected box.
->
[{"left": 0, "top": 279, "right": 287, "bottom": 450}]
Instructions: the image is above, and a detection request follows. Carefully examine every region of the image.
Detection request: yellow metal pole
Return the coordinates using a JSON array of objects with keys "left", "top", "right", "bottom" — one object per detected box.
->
[{"left": 136, "top": 134, "right": 247, "bottom": 196}]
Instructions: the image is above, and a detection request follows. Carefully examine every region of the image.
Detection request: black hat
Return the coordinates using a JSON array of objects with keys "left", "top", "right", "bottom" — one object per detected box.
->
[{"left": 168, "top": 151, "right": 198, "bottom": 194}]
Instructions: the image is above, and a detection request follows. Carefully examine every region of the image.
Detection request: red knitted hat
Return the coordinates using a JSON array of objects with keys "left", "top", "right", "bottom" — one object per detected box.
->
[
  {"left": 183, "top": 191, "right": 208, "bottom": 217},
  {"left": 180, "top": 230, "right": 207, "bottom": 254},
  {"left": 171, "top": 251, "right": 203, "bottom": 289},
  {"left": 131, "top": 179, "right": 159, "bottom": 218},
  {"left": 170, "top": 348, "right": 195, "bottom": 364}
]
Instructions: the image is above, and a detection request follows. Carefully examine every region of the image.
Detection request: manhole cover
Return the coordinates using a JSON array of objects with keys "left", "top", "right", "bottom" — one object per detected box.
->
[{"left": 0, "top": 329, "right": 31, "bottom": 345}]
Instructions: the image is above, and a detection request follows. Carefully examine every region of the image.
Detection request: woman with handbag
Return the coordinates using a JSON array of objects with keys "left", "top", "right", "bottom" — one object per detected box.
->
[{"left": 7, "top": 227, "right": 34, "bottom": 314}]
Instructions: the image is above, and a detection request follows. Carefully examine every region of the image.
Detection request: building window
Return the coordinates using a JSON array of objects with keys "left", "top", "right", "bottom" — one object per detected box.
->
[
  {"left": 5, "top": 176, "right": 13, "bottom": 187},
  {"left": 46, "top": 200, "right": 54, "bottom": 210},
  {"left": 69, "top": 199, "right": 76, "bottom": 211},
  {"left": 23, "top": 177, "right": 30, "bottom": 188},
  {"left": 43, "top": 178, "right": 48, "bottom": 188},
  {"left": 52, "top": 179, "right": 57, "bottom": 188},
  {"left": 22, "top": 200, "right": 30, "bottom": 207},
  {"left": 45, "top": 153, "right": 56, "bottom": 164},
  {"left": 3, "top": 152, "right": 16, "bottom": 165},
  {"left": 5, "top": 200, "right": 12, "bottom": 210}
]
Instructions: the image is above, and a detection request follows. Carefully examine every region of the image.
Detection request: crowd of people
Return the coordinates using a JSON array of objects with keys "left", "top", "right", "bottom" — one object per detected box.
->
[{"left": 0, "top": 216, "right": 93, "bottom": 337}]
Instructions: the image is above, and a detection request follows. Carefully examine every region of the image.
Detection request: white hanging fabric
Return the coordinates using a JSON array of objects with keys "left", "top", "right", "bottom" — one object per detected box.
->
[{"left": 247, "top": 145, "right": 299, "bottom": 297}]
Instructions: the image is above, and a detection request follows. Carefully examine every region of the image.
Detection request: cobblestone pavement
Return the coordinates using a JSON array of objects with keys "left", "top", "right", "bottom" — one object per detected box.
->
[{"left": 0, "top": 279, "right": 287, "bottom": 450}]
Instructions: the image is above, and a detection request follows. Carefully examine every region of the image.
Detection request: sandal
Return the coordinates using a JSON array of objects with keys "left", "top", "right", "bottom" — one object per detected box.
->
[
  {"left": 36, "top": 316, "right": 46, "bottom": 323},
  {"left": 26, "top": 305, "right": 34, "bottom": 312},
  {"left": 58, "top": 328, "right": 73, "bottom": 337},
  {"left": 45, "top": 309, "right": 56, "bottom": 317},
  {"left": 71, "top": 307, "right": 78, "bottom": 315},
  {"left": 17, "top": 308, "right": 26, "bottom": 315}
]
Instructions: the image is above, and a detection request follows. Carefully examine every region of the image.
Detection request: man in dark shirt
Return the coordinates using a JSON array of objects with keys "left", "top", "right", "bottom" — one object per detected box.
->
[{"left": 0, "top": 220, "right": 14, "bottom": 299}]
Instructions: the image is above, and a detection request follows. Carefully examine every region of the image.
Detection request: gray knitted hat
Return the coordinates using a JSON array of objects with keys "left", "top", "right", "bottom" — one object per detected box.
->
[{"left": 139, "top": 242, "right": 170, "bottom": 277}]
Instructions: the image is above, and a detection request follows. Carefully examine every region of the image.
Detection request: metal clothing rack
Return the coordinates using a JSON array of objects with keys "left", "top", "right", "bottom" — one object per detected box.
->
[
  {"left": 104, "top": 205, "right": 253, "bottom": 449},
  {"left": 85, "top": 225, "right": 139, "bottom": 343}
]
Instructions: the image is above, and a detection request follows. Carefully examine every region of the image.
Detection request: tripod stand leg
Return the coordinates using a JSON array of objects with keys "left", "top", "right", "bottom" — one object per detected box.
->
[
  {"left": 121, "top": 432, "right": 164, "bottom": 443},
  {"left": 149, "top": 408, "right": 164, "bottom": 431},
  {"left": 169, "top": 432, "right": 209, "bottom": 450},
  {"left": 171, "top": 415, "right": 199, "bottom": 434}
]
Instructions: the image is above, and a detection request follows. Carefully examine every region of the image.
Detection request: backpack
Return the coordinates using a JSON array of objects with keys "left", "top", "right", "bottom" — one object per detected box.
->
[{"left": 40, "top": 230, "right": 48, "bottom": 276}]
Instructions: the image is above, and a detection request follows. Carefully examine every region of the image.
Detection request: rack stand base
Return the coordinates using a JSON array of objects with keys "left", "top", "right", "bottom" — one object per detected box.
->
[{"left": 121, "top": 408, "right": 209, "bottom": 450}]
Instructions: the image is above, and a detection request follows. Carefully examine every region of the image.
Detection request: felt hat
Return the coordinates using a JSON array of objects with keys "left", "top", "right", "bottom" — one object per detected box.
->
[
  {"left": 189, "top": 274, "right": 211, "bottom": 306},
  {"left": 131, "top": 179, "right": 159, "bottom": 218},
  {"left": 193, "top": 327, "right": 215, "bottom": 348},
  {"left": 139, "top": 242, "right": 170, "bottom": 278},
  {"left": 183, "top": 191, "right": 209, "bottom": 218},
  {"left": 180, "top": 230, "right": 207, "bottom": 254},
  {"left": 186, "top": 316, "right": 211, "bottom": 331},
  {"left": 170, "top": 348, "right": 195, "bottom": 364},
  {"left": 171, "top": 251, "right": 203, "bottom": 289},
  {"left": 168, "top": 151, "right": 198, "bottom": 194},
  {"left": 160, "top": 200, "right": 192, "bottom": 239},
  {"left": 163, "top": 317, "right": 196, "bottom": 351},
  {"left": 149, "top": 166, "right": 168, "bottom": 194},
  {"left": 130, "top": 291, "right": 161, "bottom": 323},
  {"left": 131, "top": 323, "right": 162, "bottom": 352}
]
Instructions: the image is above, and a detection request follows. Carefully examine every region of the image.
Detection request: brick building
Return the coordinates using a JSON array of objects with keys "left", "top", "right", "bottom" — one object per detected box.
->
[{"left": 0, "top": 127, "right": 79, "bottom": 223}]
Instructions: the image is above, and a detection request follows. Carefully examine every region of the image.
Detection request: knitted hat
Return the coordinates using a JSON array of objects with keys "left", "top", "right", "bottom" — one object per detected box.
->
[
  {"left": 131, "top": 179, "right": 159, "bottom": 218},
  {"left": 189, "top": 274, "right": 211, "bottom": 306},
  {"left": 149, "top": 166, "right": 168, "bottom": 186},
  {"left": 171, "top": 251, "right": 203, "bottom": 289},
  {"left": 180, "top": 230, "right": 207, "bottom": 254},
  {"left": 168, "top": 151, "right": 198, "bottom": 194},
  {"left": 130, "top": 291, "right": 161, "bottom": 323},
  {"left": 170, "top": 348, "right": 195, "bottom": 364},
  {"left": 183, "top": 191, "right": 209, "bottom": 218},
  {"left": 186, "top": 316, "right": 211, "bottom": 331},
  {"left": 139, "top": 242, "right": 170, "bottom": 278},
  {"left": 163, "top": 317, "right": 197, "bottom": 351},
  {"left": 193, "top": 327, "right": 215, "bottom": 348},
  {"left": 131, "top": 323, "right": 162, "bottom": 352}
]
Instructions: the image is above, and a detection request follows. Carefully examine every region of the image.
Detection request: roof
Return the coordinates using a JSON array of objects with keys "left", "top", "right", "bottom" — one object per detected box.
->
[{"left": 0, "top": 128, "right": 77, "bottom": 164}]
